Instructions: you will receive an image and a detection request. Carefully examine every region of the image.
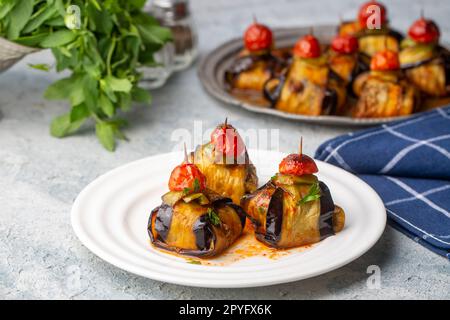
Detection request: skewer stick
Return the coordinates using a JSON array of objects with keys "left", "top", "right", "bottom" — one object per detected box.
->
[
  {"left": 184, "top": 142, "right": 189, "bottom": 163},
  {"left": 224, "top": 117, "right": 228, "bottom": 127},
  {"left": 299, "top": 137, "right": 303, "bottom": 157}
]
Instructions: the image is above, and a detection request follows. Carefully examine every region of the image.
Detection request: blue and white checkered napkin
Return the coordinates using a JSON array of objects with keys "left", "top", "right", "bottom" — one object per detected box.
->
[{"left": 315, "top": 106, "right": 450, "bottom": 259}]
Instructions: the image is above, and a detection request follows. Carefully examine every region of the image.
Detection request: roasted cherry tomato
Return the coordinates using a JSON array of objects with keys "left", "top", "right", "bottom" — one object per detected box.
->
[
  {"left": 293, "top": 34, "right": 321, "bottom": 58},
  {"left": 370, "top": 50, "right": 400, "bottom": 71},
  {"left": 358, "top": 1, "right": 387, "bottom": 28},
  {"left": 279, "top": 154, "right": 318, "bottom": 176},
  {"left": 244, "top": 22, "right": 273, "bottom": 52},
  {"left": 408, "top": 17, "right": 440, "bottom": 44},
  {"left": 331, "top": 35, "right": 359, "bottom": 54},
  {"left": 168, "top": 163, "right": 206, "bottom": 193},
  {"left": 211, "top": 122, "right": 245, "bottom": 160}
]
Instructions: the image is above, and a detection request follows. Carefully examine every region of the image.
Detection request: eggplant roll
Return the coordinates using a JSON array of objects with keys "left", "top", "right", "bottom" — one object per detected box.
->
[
  {"left": 148, "top": 190, "right": 246, "bottom": 258},
  {"left": 337, "top": 21, "right": 400, "bottom": 58},
  {"left": 264, "top": 57, "right": 347, "bottom": 115},
  {"left": 225, "top": 52, "right": 286, "bottom": 92},
  {"left": 190, "top": 142, "right": 258, "bottom": 204},
  {"left": 241, "top": 177, "right": 345, "bottom": 248},
  {"left": 353, "top": 71, "right": 417, "bottom": 118},
  {"left": 399, "top": 45, "right": 449, "bottom": 97}
]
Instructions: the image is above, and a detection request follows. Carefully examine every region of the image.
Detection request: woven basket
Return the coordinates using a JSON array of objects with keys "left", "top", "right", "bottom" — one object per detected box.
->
[{"left": 0, "top": 37, "right": 39, "bottom": 73}]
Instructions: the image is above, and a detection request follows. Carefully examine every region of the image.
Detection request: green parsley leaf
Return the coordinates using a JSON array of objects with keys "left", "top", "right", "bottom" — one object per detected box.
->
[
  {"left": 131, "top": 86, "right": 152, "bottom": 104},
  {"left": 6, "top": 0, "right": 33, "bottom": 40},
  {"left": 28, "top": 63, "right": 51, "bottom": 72},
  {"left": 70, "top": 104, "right": 90, "bottom": 123},
  {"left": 298, "top": 182, "right": 321, "bottom": 205},
  {"left": 187, "top": 259, "right": 201, "bottom": 265},
  {"left": 95, "top": 122, "right": 116, "bottom": 152},
  {"left": 50, "top": 113, "right": 86, "bottom": 138},
  {"left": 103, "top": 76, "right": 133, "bottom": 93},
  {"left": 193, "top": 178, "right": 200, "bottom": 193},
  {"left": 41, "top": 30, "right": 77, "bottom": 48},
  {"left": 206, "top": 208, "right": 221, "bottom": 226}
]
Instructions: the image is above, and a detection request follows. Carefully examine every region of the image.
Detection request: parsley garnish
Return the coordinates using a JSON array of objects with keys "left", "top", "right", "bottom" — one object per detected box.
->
[
  {"left": 182, "top": 178, "right": 200, "bottom": 195},
  {"left": 187, "top": 259, "right": 201, "bottom": 265},
  {"left": 298, "top": 182, "right": 321, "bottom": 205},
  {"left": 206, "top": 208, "right": 221, "bottom": 226},
  {"left": 193, "top": 178, "right": 200, "bottom": 193}
]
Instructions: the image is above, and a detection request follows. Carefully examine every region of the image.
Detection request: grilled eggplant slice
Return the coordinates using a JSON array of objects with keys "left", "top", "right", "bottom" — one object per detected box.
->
[
  {"left": 338, "top": 21, "right": 401, "bottom": 53},
  {"left": 406, "top": 59, "right": 448, "bottom": 97},
  {"left": 241, "top": 176, "right": 345, "bottom": 248},
  {"left": 353, "top": 71, "right": 417, "bottom": 117},
  {"left": 190, "top": 142, "right": 258, "bottom": 204},
  {"left": 400, "top": 46, "right": 450, "bottom": 97},
  {"left": 328, "top": 52, "right": 358, "bottom": 83},
  {"left": 337, "top": 21, "right": 401, "bottom": 57},
  {"left": 225, "top": 52, "right": 286, "bottom": 92},
  {"left": 358, "top": 34, "right": 399, "bottom": 58},
  {"left": 265, "top": 57, "right": 347, "bottom": 115},
  {"left": 149, "top": 189, "right": 246, "bottom": 258}
]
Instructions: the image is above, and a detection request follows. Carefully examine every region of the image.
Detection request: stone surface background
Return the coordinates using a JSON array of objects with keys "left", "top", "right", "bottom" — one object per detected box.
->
[{"left": 1, "top": 0, "right": 449, "bottom": 299}]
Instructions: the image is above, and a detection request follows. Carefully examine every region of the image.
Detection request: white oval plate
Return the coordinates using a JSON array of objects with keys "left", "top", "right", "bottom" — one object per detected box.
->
[{"left": 71, "top": 150, "right": 386, "bottom": 288}]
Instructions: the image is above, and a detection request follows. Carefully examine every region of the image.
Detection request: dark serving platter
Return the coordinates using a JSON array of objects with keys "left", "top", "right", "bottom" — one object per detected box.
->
[{"left": 198, "top": 25, "right": 448, "bottom": 126}]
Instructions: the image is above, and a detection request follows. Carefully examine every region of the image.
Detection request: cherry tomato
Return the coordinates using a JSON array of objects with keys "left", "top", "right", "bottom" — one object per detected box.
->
[
  {"left": 211, "top": 122, "right": 245, "bottom": 161},
  {"left": 293, "top": 35, "right": 321, "bottom": 58},
  {"left": 370, "top": 50, "right": 400, "bottom": 71},
  {"left": 358, "top": 1, "right": 387, "bottom": 28},
  {"left": 279, "top": 154, "right": 318, "bottom": 176},
  {"left": 168, "top": 163, "right": 206, "bottom": 193},
  {"left": 331, "top": 35, "right": 359, "bottom": 54},
  {"left": 408, "top": 17, "right": 440, "bottom": 44},
  {"left": 244, "top": 22, "right": 273, "bottom": 52}
]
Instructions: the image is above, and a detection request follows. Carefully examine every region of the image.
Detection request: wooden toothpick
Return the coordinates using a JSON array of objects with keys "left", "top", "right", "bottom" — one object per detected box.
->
[
  {"left": 299, "top": 137, "right": 303, "bottom": 157},
  {"left": 184, "top": 142, "right": 189, "bottom": 163}
]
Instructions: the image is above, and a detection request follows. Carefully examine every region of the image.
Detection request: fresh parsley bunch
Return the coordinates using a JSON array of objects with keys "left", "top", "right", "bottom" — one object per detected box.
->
[{"left": 0, "top": 0, "right": 172, "bottom": 151}]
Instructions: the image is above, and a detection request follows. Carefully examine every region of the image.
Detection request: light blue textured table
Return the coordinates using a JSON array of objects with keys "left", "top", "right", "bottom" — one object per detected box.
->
[{"left": 0, "top": 0, "right": 449, "bottom": 299}]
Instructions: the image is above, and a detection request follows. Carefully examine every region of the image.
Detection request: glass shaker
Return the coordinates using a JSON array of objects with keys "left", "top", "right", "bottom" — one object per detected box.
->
[
  {"left": 139, "top": 2, "right": 175, "bottom": 89},
  {"left": 151, "top": 0, "right": 198, "bottom": 72}
]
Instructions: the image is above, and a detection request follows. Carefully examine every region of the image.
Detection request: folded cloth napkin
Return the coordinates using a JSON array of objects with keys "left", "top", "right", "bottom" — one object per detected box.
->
[{"left": 315, "top": 106, "right": 450, "bottom": 259}]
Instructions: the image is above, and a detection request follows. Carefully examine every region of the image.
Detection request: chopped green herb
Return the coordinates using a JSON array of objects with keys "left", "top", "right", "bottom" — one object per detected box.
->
[
  {"left": 271, "top": 175, "right": 277, "bottom": 180},
  {"left": 187, "top": 259, "right": 201, "bottom": 265},
  {"left": 28, "top": 63, "right": 51, "bottom": 72},
  {"left": 298, "top": 182, "right": 321, "bottom": 205},
  {"left": 206, "top": 208, "right": 221, "bottom": 226},
  {"left": 257, "top": 206, "right": 266, "bottom": 214},
  {"left": 193, "top": 178, "right": 200, "bottom": 193},
  {"left": 182, "top": 187, "right": 191, "bottom": 195}
]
